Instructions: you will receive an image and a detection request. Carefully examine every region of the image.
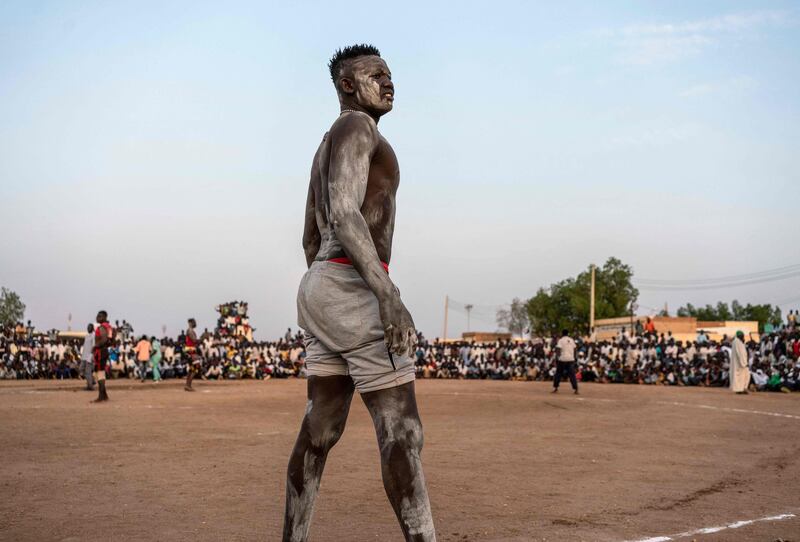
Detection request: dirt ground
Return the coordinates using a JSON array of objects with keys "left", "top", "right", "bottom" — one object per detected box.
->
[{"left": 0, "top": 379, "right": 798, "bottom": 542}]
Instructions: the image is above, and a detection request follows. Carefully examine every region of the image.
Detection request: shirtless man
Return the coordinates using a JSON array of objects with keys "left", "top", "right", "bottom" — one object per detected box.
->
[
  {"left": 282, "top": 45, "right": 435, "bottom": 541},
  {"left": 91, "top": 311, "right": 112, "bottom": 403},
  {"left": 184, "top": 318, "right": 204, "bottom": 391}
]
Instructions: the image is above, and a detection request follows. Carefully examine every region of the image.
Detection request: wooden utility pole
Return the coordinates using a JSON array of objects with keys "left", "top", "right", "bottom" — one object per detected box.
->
[
  {"left": 443, "top": 295, "right": 449, "bottom": 342},
  {"left": 465, "top": 304, "right": 473, "bottom": 331},
  {"left": 589, "top": 264, "right": 596, "bottom": 332}
]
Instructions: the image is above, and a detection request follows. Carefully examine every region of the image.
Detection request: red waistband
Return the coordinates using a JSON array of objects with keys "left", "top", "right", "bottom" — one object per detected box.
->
[{"left": 328, "top": 257, "right": 389, "bottom": 273}]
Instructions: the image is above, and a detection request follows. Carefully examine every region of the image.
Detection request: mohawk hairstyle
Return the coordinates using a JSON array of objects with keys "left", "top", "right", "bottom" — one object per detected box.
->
[{"left": 328, "top": 44, "right": 381, "bottom": 83}]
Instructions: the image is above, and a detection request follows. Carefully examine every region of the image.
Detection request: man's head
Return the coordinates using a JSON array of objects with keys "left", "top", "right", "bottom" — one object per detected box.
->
[
  {"left": 562, "top": 329, "right": 569, "bottom": 337},
  {"left": 188, "top": 318, "right": 196, "bottom": 329},
  {"left": 96, "top": 310, "right": 107, "bottom": 324},
  {"left": 329, "top": 44, "right": 393, "bottom": 117}
]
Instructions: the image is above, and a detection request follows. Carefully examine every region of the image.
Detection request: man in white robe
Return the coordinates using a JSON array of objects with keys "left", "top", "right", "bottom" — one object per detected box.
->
[{"left": 730, "top": 331, "right": 750, "bottom": 394}]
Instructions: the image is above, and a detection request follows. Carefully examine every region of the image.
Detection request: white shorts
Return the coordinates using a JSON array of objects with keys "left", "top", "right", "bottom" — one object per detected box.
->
[{"left": 296, "top": 261, "right": 415, "bottom": 394}]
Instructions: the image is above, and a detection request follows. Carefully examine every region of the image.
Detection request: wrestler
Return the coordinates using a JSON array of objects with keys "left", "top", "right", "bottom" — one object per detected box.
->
[
  {"left": 282, "top": 44, "right": 435, "bottom": 541},
  {"left": 91, "top": 310, "right": 112, "bottom": 403},
  {"left": 183, "top": 318, "right": 205, "bottom": 392}
]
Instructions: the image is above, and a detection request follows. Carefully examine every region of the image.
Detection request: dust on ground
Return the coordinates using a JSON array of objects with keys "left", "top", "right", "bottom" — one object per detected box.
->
[{"left": 1, "top": 379, "right": 798, "bottom": 541}]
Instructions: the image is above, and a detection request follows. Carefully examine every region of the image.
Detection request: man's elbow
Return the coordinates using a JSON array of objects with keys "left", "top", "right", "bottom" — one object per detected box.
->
[{"left": 329, "top": 207, "right": 361, "bottom": 234}]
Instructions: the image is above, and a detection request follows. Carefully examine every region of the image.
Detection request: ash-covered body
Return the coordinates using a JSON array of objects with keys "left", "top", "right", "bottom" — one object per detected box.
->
[
  {"left": 282, "top": 45, "right": 436, "bottom": 542},
  {"left": 307, "top": 116, "right": 399, "bottom": 267}
]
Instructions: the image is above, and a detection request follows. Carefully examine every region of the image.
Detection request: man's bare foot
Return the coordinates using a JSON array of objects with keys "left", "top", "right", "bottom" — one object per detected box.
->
[
  {"left": 574, "top": 390, "right": 579, "bottom": 395},
  {"left": 184, "top": 386, "right": 194, "bottom": 392},
  {"left": 551, "top": 388, "right": 558, "bottom": 393},
  {"left": 90, "top": 398, "right": 107, "bottom": 403}
]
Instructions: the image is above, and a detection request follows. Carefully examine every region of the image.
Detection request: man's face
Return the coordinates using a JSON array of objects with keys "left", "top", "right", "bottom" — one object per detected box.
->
[
  {"left": 96, "top": 312, "right": 106, "bottom": 324},
  {"left": 344, "top": 56, "right": 394, "bottom": 115}
]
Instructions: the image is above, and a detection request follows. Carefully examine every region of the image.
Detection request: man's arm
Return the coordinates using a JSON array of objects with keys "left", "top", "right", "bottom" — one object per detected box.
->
[
  {"left": 96, "top": 328, "right": 108, "bottom": 349},
  {"left": 302, "top": 184, "right": 320, "bottom": 268},
  {"left": 326, "top": 113, "right": 416, "bottom": 356}
]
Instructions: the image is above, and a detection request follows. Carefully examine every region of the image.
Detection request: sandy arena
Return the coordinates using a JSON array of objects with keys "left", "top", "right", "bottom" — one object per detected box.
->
[{"left": 0, "top": 379, "right": 798, "bottom": 542}]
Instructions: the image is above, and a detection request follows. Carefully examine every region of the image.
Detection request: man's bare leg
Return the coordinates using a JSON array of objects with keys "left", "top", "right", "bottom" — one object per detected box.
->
[
  {"left": 283, "top": 375, "right": 355, "bottom": 542},
  {"left": 185, "top": 369, "right": 195, "bottom": 391},
  {"left": 91, "top": 379, "right": 108, "bottom": 403},
  {"left": 362, "top": 381, "right": 435, "bottom": 541}
]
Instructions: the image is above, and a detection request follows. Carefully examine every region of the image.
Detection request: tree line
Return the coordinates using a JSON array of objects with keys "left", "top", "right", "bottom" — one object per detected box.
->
[{"left": 496, "top": 258, "right": 783, "bottom": 336}]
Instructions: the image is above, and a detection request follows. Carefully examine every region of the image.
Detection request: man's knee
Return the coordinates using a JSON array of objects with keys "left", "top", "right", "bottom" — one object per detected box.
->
[
  {"left": 379, "top": 417, "right": 424, "bottom": 458},
  {"left": 307, "top": 418, "right": 346, "bottom": 455}
]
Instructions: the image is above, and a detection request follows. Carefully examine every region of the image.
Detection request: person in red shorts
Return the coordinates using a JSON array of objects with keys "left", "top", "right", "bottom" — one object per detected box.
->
[
  {"left": 184, "top": 318, "right": 205, "bottom": 392},
  {"left": 91, "top": 310, "right": 113, "bottom": 403}
]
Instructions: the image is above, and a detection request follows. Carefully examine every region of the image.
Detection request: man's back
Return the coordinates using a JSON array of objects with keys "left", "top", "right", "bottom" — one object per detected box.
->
[
  {"left": 305, "top": 111, "right": 399, "bottom": 265},
  {"left": 82, "top": 333, "right": 94, "bottom": 361},
  {"left": 135, "top": 340, "right": 150, "bottom": 360},
  {"left": 557, "top": 336, "right": 576, "bottom": 362}
]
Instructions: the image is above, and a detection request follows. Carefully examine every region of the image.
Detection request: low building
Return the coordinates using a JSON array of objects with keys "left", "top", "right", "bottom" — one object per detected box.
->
[
  {"left": 461, "top": 331, "right": 513, "bottom": 343},
  {"left": 594, "top": 316, "right": 758, "bottom": 343}
]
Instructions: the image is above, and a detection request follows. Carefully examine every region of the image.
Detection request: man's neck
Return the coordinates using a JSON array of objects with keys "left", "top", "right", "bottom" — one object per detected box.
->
[{"left": 340, "top": 103, "right": 380, "bottom": 125}]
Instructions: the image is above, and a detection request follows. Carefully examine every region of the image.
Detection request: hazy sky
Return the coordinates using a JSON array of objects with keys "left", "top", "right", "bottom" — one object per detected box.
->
[{"left": 1, "top": 1, "right": 798, "bottom": 339}]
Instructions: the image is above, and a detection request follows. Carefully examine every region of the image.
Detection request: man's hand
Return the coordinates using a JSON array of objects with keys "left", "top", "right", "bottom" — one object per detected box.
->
[{"left": 379, "top": 294, "right": 418, "bottom": 357}]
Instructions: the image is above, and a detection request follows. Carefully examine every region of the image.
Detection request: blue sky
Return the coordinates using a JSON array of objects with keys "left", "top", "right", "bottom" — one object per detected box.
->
[{"left": 1, "top": 1, "right": 798, "bottom": 338}]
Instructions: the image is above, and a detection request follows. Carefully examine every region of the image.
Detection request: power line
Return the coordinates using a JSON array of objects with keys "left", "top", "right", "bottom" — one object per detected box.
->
[
  {"left": 635, "top": 263, "right": 800, "bottom": 285},
  {"left": 774, "top": 293, "right": 800, "bottom": 306},
  {"left": 635, "top": 270, "right": 800, "bottom": 291},
  {"left": 448, "top": 298, "right": 505, "bottom": 311}
]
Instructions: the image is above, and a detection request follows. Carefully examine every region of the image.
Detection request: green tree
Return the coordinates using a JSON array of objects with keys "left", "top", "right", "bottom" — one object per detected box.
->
[
  {"left": 496, "top": 298, "right": 529, "bottom": 337},
  {"left": 731, "top": 299, "right": 745, "bottom": 320},
  {"left": 525, "top": 257, "right": 638, "bottom": 336},
  {"left": 741, "top": 303, "right": 782, "bottom": 332},
  {"left": 677, "top": 302, "right": 729, "bottom": 321},
  {"left": 0, "top": 287, "right": 26, "bottom": 327}
]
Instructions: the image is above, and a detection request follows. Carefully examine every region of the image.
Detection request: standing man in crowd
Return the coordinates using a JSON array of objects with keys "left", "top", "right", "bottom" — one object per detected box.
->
[
  {"left": 135, "top": 335, "right": 151, "bottom": 382},
  {"left": 730, "top": 330, "right": 750, "bottom": 394},
  {"left": 80, "top": 323, "right": 95, "bottom": 391},
  {"left": 150, "top": 336, "right": 162, "bottom": 383},
  {"left": 92, "top": 311, "right": 112, "bottom": 403},
  {"left": 553, "top": 329, "right": 579, "bottom": 394},
  {"left": 283, "top": 44, "right": 435, "bottom": 541},
  {"left": 184, "top": 318, "right": 203, "bottom": 392}
]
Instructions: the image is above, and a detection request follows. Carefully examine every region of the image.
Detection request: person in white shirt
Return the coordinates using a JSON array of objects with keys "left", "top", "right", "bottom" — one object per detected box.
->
[
  {"left": 80, "top": 324, "right": 95, "bottom": 391},
  {"left": 553, "top": 329, "right": 579, "bottom": 394}
]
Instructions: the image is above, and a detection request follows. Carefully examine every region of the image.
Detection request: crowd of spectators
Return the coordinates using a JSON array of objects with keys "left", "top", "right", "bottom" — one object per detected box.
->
[
  {"left": 0, "top": 319, "right": 306, "bottom": 381},
  {"left": 1, "top": 313, "right": 798, "bottom": 393},
  {"left": 215, "top": 301, "right": 254, "bottom": 341},
  {"left": 412, "top": 327, "right": 800, "bottom": 393},
  {"left": 0, "top": 322, "right": 84, "bottom": 380}
]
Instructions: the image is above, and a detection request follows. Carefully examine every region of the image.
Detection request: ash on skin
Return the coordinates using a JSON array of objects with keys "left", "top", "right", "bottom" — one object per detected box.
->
[{"left": 282, "top": 45, "right": 436, "bottom": 542}]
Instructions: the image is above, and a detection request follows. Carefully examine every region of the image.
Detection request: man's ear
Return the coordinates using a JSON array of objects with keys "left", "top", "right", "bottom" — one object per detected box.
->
[{"left": 339, "top": 77, "right": 355, "bottom": 95}]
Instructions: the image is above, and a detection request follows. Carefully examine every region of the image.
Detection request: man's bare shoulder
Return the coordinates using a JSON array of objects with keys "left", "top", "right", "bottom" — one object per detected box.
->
[{"left": 328, "top": 112, "right": 379, "bottom": 144}]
